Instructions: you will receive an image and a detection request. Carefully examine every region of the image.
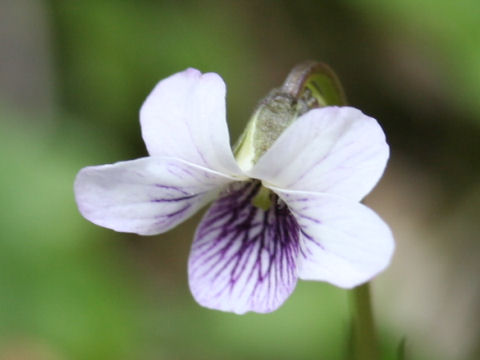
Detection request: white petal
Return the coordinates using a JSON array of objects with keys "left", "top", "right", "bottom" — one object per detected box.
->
[
  {"left": 270, "top": 187, "right": 394, "bottom": 288},
  {"left": 249, "top": 106, "right": 389, "bottom": 201},
  {"left": 140, "top": 68, "right": 243, "bottom": 176},
  {"left": 74, "top": 157, "right": 235, "bottom": 235},
  {"left": 188, "top": 182, "right": 300, "bottom": 314}
]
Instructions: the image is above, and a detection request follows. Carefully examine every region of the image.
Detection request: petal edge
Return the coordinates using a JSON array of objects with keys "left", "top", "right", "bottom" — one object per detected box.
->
[
  {"left": 140, "top": 68, "right": 243, "bottom": 176},
  {"left": 249, "top": 106, "right": 389, "bottom": 201},
  {"left": 74, "top": 157, "right": 234, "bottom": 235}
]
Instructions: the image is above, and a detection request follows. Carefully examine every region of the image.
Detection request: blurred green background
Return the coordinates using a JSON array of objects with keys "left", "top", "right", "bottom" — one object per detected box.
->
[{"left": 1, "top": 1, "right": 479, "bottom": 359}]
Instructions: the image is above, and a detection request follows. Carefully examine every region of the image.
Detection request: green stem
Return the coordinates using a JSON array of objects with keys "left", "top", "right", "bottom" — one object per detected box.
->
[
  {"left": 350, "top": 283, "right": 379, "bottom": 360},
  {"left": 281, "top": 60, "right": 347, "bottom": 106}
]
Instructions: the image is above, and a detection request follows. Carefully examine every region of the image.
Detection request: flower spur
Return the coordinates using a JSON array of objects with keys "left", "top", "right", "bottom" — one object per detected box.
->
[{"left": 74, "top": 66, "right": 394, "bottom": 314}]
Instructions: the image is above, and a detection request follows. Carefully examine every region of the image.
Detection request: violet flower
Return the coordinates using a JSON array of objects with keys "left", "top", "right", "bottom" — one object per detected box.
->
[{"left": 74, "top": 68, "right": 394, "bottom": 314}]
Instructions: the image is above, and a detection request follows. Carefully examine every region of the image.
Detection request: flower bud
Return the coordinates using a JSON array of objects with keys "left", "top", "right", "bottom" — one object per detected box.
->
[{"left": 234, "top": 61, "right": 346, "bottom": 171}]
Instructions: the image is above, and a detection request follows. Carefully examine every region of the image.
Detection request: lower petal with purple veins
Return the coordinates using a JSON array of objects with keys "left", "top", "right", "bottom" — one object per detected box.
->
[{"left": 188, "top": 181, "right": 301, "bottom": 314}]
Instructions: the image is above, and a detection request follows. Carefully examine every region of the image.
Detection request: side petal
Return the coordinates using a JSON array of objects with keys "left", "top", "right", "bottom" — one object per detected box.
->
[
  {"left": 270, "top": 187, "right": 394, "bottom": 288},
  {"left": 140, "top": 68, "right": 243, "bottom": 176},
  {"left": 74, "top": 157, "right": 235, "bottom": 235},
  {"left": 188, "top": 182, "right": 300, "bottom": 314},
  {"left": 249, "top": 106, "right": 389, "bottom": 201}
]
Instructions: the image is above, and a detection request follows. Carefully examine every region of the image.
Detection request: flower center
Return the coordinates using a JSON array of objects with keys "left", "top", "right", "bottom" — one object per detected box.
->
[{"left": 251, "top": 184, "right": 273, "bottom": 211}]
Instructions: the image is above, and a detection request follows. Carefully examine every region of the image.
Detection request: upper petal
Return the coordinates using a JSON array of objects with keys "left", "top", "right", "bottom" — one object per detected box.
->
[
  {"left": 248, "top": 106, "right": 389, "bottom": 201},
  {"left": 74, "top": 156, "right": 235, "bottom": 235},
  {"left": 188, "top": 181, "right": 300, "bottom": 314},
  {"left": 270, "top": 187, "right": 394, "bottom": 288},
  {"left": 140, "top": 68, "right": 243, "bottom": 176}
]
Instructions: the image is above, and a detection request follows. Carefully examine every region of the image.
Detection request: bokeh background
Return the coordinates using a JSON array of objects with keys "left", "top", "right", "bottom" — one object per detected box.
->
[{"left": 1, "top": 1, "right": 479, "bottom": 359}]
